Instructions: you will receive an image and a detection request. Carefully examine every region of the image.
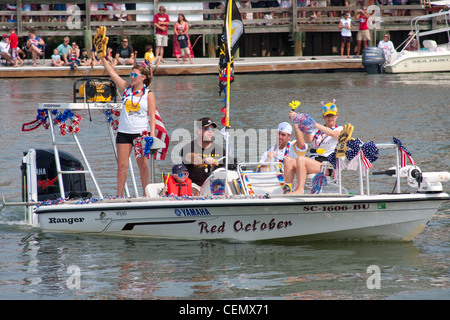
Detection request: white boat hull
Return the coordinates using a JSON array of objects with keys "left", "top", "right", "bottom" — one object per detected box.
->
[
  {"left": 34, "top": 193, "right": 448, "bottom": 241},
  {"left": 385, "top": 51, "right": 450, "bottom": 73}
]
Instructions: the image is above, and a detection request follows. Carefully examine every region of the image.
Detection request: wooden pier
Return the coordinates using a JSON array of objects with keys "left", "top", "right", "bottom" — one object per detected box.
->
[
  {"left": 0, "top": 0, "right": 438, "bottom": 58},
  {"left": 0, "top": 55, "right": 364, "bottom": 78}
]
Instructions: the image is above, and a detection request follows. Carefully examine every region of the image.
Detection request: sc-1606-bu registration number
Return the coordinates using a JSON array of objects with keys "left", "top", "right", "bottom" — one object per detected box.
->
[{"left": 303, "top": 203, "right": 370, "bottom": 212}]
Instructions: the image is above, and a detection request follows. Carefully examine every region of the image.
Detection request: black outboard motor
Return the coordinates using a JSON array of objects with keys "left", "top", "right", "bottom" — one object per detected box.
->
[
  {"left": 362, "top": 47, "right": 385, "bottom": 74},
  {"left": 21, "top": 149, "right": 91, "bottom": 202}
]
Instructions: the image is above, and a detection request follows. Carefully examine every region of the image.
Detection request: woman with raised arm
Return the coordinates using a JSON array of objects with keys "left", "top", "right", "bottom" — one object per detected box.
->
[
  {"left": 289, "top": 101, "right": 344, "bottom": 194},
  {"left": 94, "top": 27, "right": 156, "bottom": 197}
]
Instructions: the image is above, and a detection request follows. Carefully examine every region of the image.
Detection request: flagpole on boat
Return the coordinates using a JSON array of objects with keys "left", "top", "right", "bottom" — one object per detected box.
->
[{"left": 224, "top": 0, "right": 232, "bottom": 192}]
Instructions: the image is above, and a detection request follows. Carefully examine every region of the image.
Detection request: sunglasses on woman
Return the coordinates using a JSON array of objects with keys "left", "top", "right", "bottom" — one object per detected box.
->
[{"left": 129, "top": 72, "right": 144, "bottom": 78}]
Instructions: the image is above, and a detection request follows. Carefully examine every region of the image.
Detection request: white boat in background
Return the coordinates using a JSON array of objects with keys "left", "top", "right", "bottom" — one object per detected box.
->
[
  {"left": 363, "top": 10, "right": 450, "bottom": 74},
  {"left": 1, "top": 77, "right": 449, "bottom": 242}
]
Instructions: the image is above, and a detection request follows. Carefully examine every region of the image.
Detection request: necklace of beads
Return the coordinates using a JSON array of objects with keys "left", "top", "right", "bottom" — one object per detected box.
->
[
  {"left": 122, "top": 85, "right": 146, "bottom": 107},
  {"left": 314, "top": 125, "right": 338, "bottom": 148}
]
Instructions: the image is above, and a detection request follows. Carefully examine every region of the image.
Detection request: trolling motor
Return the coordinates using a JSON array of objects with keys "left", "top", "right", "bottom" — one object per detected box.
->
[{"left": 373, "top": 165, "right": 450, "bottom": 192}]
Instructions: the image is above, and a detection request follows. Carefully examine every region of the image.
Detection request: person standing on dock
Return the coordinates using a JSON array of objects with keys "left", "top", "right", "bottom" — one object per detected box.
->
[
  {"left": 9, "top": 27, "right": 23, "bottom": 67},
  {"left": 177, "top": 29, "right": 193, "bottom": 64},
  {"left": 339, "top": 12, "right": 353, "bottom": 59},
  {"left": 153, "top": 6, "right": 170, "bottom": 63},
  {"left": 354, "top": 7, "right": 374, "bottom": 58}
]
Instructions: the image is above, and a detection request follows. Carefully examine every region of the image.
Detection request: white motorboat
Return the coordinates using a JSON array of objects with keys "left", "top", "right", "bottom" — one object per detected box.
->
[
  {"left": 362, "top": 10, "right": 450, "bottom": 74},
  {"left": 2, "top": 2, "right": 449, "bottom": 242},
  {"left": 1, "top": 77, "right": 448, "bottom": 242}
]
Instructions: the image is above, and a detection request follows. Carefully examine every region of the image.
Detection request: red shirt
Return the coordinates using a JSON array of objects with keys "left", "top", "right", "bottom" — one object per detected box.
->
[
  {"left": 166, "top": 175, "right": 192, "bottom": 197},
  {"left": 9, "top": 32, "right": 18, "bottom": 49},
  {"left": 359, "top": 14, "right": 369, "bottom": 31},
  {"left": 153, "top": 13, "right": 170, "bottom": 35}
]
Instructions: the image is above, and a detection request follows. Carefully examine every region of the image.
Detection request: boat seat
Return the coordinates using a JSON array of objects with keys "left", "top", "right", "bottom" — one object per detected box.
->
[
  {"left": 144, "top": 183, "right": 165, "bottom": 197},
  {"left": 240, "top": 171, "right": 286, "bottom": 195},
  {"left": 423, "top": 40, "right": 437, "bottom": 52}
]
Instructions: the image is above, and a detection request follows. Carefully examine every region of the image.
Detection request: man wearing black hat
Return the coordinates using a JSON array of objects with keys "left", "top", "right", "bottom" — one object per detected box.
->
[{"left": 180, "top": 117, "right": 226, "bottom": 189}]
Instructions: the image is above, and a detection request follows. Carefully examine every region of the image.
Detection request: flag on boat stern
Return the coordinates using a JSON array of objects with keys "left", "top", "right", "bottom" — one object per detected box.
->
[
  {"left": 154, "top": 108, "right": 169, "bottom": 160},
  {"left": 218, "top": 0, "right": 244, "bottom": 96}
]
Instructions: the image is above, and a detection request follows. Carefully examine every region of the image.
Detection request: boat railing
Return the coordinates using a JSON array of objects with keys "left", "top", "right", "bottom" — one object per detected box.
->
[
  {"left": 374, "top": 142, "right": 406, "bottom": 194},
  {"left": 411, "top": 10, "right": 450, "bottom": 46},
  {"left": 397, "top": 29, "right": 420, "bottom": 53},
  {"left": 37, "top": 100, "right": 144, "bottom": 200},
  {"left": 235, "top": 142, "right": 406, "bottom": 197}
]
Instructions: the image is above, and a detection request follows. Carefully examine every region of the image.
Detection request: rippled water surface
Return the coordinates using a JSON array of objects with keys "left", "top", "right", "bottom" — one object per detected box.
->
[{"left": 0, "top": 72, "right": 449, "bottom": 300}]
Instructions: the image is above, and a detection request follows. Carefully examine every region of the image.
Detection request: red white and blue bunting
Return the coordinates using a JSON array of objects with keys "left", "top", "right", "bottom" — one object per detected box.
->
[
  {"left": 393, "top": 137, "right": 415, "bottom": 167},
  {"left": 22, "top": 109, "right": 82, "bottom": 135},
  {"left": 133, "top": 130, "right": 154, "bottom": 159},
  {"left": 105, "top": 108, "right": 120, "bottom": 131}
]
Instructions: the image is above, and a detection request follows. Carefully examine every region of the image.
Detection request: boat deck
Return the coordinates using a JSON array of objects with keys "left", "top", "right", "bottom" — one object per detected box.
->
[{"left": 0, "top": 56, "right": 364, "bottom": 78}]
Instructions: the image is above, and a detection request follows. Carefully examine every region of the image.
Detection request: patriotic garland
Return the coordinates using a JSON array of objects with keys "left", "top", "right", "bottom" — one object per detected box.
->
[
  {"left": 52, "top": 109, "right": 82, "bottom": 135},
  {"left": 133, "top": 130, "right": 154, "bottom": 158},
  {"left": 22, "top": 109, "right": 82, "bottom": 135},
  {"left": 393, "top": 137, "right": 415, "bottom": 167},
  {"left": 34, "top": 194, "right": 269, "bottom": 208},
  {"left": 105, "top": 108, "right": 120, "bottom": 131},
  {"left": 22, "top": 109, "right": 50, "bottom": 131}
]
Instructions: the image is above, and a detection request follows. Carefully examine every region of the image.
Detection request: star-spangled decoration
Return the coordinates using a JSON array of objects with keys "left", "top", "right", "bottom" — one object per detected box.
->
[
  {"left": 344, "top": 138, "right": 379, "bottom": 175},
  {"left": 327, "top": 138, "right": 378, "bottom": 174},
  {"left": 346, "top": 138, "right": 379, "bottom": 165}
]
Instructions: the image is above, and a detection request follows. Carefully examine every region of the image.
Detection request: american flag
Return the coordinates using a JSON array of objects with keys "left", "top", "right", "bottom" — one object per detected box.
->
[
  {"left": 393, "top": 137, "right": 415, "bottom": 167},
  {"left": 154, "top": 108, "right": 169, "bottom": 160}
]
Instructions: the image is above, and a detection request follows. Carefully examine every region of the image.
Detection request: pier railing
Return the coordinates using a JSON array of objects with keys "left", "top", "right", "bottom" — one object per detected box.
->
[{"left": 0, "top": 0, "right": 435, "bottom": 38}]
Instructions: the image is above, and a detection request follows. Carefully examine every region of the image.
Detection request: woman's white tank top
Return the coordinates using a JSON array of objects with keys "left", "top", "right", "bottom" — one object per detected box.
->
[{"left": 118, "top": 86, "right": 150, "bottom": 134}]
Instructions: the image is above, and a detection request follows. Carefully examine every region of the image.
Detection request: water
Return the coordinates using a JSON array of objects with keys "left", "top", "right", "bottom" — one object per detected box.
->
[{"left": 0, "top": 72, "right": 449, "bottom": 301}]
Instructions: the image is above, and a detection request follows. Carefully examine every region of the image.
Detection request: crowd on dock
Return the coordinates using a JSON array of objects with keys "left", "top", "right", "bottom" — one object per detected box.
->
[{"left": 0, "top": 6, "right": 196, "bottom": 68}]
